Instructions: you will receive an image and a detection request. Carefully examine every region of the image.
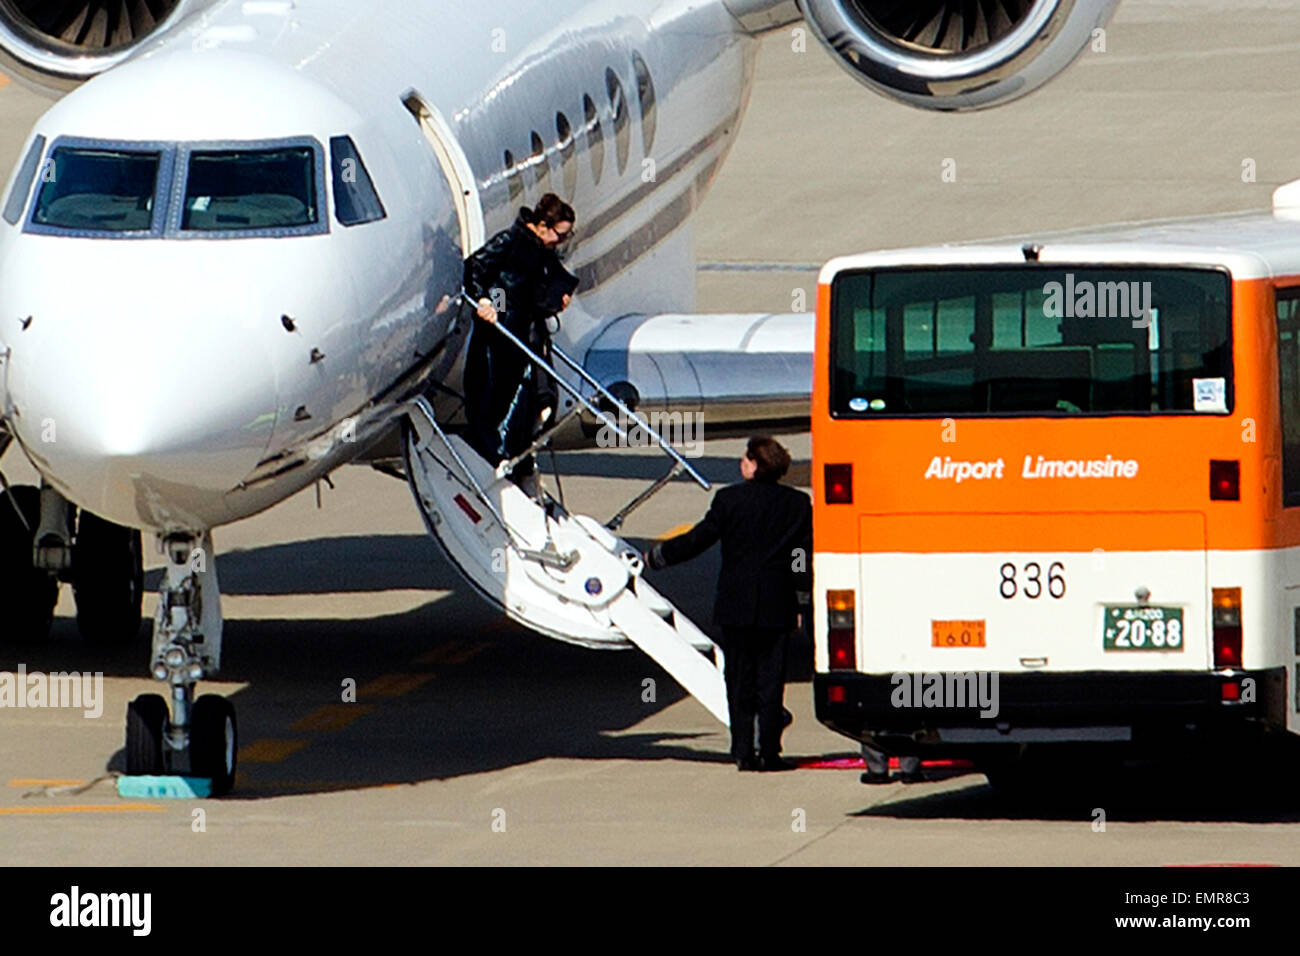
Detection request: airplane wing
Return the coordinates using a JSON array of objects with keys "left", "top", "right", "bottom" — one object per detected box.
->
[{"left": 576, "top": 310, "right": 814, "bottom": 437}]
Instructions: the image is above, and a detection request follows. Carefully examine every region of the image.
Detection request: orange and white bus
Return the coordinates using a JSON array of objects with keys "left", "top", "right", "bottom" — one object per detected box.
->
[{"left": 811, "top": 193, "right": 1300, "bottom": 774}]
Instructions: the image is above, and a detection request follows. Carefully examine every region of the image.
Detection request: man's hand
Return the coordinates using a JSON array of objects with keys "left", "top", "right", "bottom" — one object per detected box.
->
[
  {"left": 647, "top": 543, "right": 668, "bottom": 571},
  {"left": 476, "top": 298, "right": 499, "bottom": 324},
  {"left": 560, "top": 294, "right": 572, "bottom": 311}
]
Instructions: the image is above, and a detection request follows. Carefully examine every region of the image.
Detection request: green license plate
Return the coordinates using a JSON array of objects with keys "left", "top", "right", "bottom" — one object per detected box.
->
[{"left": 1103, "top": 606, "right": 1185, "bottom": 651}]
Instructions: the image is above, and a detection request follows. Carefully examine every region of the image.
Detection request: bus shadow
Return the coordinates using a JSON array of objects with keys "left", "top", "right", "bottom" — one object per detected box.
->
[{"left": 855, "top": 763, "right": 1300, "bottom": 824}]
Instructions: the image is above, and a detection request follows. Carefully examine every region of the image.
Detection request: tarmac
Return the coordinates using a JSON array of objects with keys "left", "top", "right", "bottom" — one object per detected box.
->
[{"left": 4, "top": 0, "right": 1300, "bottom": 865}]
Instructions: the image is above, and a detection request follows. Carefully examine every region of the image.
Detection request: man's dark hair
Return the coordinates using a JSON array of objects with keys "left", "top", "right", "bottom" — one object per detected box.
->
[
  {"left": 530, "top": 193, "right": 576, "bottom": 228},
  {"left": 746, "top": 436, "right": 791, "bottom": 483}
]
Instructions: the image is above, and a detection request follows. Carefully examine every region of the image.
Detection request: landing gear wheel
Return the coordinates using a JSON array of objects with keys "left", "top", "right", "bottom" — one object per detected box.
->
[
  {"left": 125, "top": 694, "right": 168, "bottom": 775},
  {"left": 191, "top": 695, "right": 237, "bottom": 796},
  {"left": 0, "top": 485, "right": 58, "bottom": 643},
  {"left": 73, "top": 511, "right": 144, "bottom": 646}
]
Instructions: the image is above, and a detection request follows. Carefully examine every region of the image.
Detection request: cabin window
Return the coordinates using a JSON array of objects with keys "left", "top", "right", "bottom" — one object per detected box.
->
[
  {"left": 503, "top": 149, "right": 523, "bottom": 204},
  {"left": 529, "top": 130, "right": 550, "bottom": 192},
  {"left": 556, "top": 111, "right": 576, "bottom": 199},
  {"left": 4, "top": 135, "right": 44, "bottom": 226},
  {"left": 329, "top": 135, "right": 386, "bottom": 226},
  {"left": 606, "top": 67, "right": 630, "bottom": 175},
  {"left": 31, "top": 146, "right": 161, "bottom": 233},
  {"left": 632, "top": 51, "right": 657, "bottom": 153},
  {"left": 583, "top": 94, "right": 604, "bottom": 185}
]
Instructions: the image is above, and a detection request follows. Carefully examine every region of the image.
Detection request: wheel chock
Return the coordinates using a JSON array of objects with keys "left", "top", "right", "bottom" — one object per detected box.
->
[{"left": 117, "top": 775, "right": 213, "bottom": 799}]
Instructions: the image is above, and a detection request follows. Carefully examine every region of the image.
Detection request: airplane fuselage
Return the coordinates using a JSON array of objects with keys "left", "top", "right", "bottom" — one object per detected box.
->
[{"left": 0, "top": 0, "right": 757, "bottom": 533}]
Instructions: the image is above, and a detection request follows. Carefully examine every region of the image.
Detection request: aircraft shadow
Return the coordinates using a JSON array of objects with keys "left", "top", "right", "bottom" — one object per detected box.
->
[
  {"left": 3, "top": 529, "right": 821, "bottom": 798},
  {"left": 143, "top": 534, "right": 461, "bottom": 595},
  {"left": 98, "top": 608, "right": 742, "bottom": 799}
]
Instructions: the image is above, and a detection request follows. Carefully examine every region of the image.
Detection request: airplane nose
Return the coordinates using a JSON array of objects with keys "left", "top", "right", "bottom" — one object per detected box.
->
[{"left": 6, "top": 305, "right": 278, "bottom": 530}]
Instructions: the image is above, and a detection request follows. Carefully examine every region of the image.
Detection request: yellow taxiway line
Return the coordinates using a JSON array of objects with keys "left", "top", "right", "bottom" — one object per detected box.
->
[
  {"left": 9, "top": 779, "right": 85, "bottom": 788},
  {"left": 0, "top": 803, "right": 163, "bottom": 815}
]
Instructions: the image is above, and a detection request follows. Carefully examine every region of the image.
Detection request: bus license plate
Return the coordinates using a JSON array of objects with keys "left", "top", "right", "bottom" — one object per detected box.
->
[
  {"left": 1103, "top": 606, "right": 1184, "bottom": 651},
  {"left": 931, "top": 620, "right": 986, "bottom": 648}
]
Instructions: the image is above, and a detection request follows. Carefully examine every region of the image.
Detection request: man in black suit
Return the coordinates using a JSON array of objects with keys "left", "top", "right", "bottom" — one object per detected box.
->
[{"left": 648, "top": 437, "right": 812, "bottom": 772}]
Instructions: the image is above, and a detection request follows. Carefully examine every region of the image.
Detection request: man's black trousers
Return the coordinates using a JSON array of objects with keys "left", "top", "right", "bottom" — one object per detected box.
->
[{"left": 720, "top": 627, "right": 788, "bottom": 760}]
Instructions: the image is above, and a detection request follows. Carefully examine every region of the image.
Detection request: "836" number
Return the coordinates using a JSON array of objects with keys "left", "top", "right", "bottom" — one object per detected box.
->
[{"left": 998, "top": 562, "right": 1065, "bottom": 600}]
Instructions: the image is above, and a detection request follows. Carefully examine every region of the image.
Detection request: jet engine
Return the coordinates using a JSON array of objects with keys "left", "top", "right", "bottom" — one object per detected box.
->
[
  {"left": 800, "top": 0, "right": 1120, "bottom": 111},
  {"left": 0, "top": 0, "right": 212, "bottom": 95}
]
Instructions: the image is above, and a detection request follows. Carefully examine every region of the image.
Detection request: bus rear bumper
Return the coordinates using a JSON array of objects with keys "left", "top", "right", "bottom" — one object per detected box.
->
[{"left": 814, "top": 668, "right": 1287, "bottom": 750}]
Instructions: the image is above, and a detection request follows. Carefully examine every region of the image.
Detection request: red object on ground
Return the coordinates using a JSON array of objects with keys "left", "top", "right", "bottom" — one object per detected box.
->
[{"left": 797, "top": 756, "right": 974, "bottom": 771}]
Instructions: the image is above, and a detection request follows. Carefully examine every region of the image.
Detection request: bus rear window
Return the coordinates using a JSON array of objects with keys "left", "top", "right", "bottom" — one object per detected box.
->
[
  {"left": 31, "top": 147, "right": 160, "bottom": 232},
  {"left": 831, "top": 266, "right": 1232, "bottom": 416},
  {"left": 182, "top": 147, "right": 317, "bottom": 231}
]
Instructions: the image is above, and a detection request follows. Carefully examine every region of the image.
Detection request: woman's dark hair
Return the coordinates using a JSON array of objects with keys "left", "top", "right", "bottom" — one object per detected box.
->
[
  {"left": 529, "top": 193, "right": 576, "bottom": 228},
  {"left": 746, "top": 436, "right": 791, "bottom": 483}
]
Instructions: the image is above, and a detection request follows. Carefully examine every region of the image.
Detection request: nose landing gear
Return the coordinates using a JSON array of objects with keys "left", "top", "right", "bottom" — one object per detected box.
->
[{"left": 125, "top": 530, "right": 236, "bottom": 795}]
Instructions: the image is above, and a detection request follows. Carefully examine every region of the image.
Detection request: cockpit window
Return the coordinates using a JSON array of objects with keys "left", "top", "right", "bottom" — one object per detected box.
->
[
  {"left": 31, "top": 147, "right": 160, "bottom": 232},
  {"left": 182, "top": 147, "right": 317, "bottom": 231},
  {"left": 4, "top": 135, "right": 45, "bottom": 226},
  {"left": 329, "top": 135, "right": 386, "bottom": 226}
]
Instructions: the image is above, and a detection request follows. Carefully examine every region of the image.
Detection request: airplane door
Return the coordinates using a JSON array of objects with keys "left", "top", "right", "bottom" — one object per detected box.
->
[
  {"left": 402, "top": 90, "right": 489, "bottom": 417},
  {"left": 403, "top": 90, "right": 486, "bottom": 256}
]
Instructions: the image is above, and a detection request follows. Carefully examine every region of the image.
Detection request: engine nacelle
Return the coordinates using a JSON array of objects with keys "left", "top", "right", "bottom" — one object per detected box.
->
[
  {"left": 0, "top": 0, "right": 213, "bottom": 96},
  {"left": 800, "top": 0, "right": 1120, "bottom": 111}
]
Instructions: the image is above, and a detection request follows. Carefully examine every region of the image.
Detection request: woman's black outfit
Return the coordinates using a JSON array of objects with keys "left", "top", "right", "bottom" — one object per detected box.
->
[{"left": 462, "top": 209, "right": 578, "bottom": 479}]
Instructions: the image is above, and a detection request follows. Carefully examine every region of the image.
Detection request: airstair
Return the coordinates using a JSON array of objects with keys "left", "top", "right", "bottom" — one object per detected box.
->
[{"left": 402, "top": 299, "right": 729, "bottom": 726}]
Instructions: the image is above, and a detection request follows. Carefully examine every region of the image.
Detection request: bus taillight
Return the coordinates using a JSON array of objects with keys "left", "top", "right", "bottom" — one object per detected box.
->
[
  {"left": 1210, "top": 460, "right": 1240, "bottom": 500},
  {"left": 827, "top": 589, "right": 856, "bottom": 670},
  {"left": 825, "top": 464, "right": 852, "bottom": 504},
  {"left": 1212, "top": 587, "right": 1242, "bottom": 668}
]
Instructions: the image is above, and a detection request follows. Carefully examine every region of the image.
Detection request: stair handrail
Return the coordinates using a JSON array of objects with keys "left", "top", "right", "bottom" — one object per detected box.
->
[{"left": 459, "top": 291, "right": 710, "bottom": 492}]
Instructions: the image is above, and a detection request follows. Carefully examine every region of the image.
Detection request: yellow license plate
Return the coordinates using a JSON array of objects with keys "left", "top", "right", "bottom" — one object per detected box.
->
[{"left": 931, "top": 620, "right": 986, "bottom": 648}]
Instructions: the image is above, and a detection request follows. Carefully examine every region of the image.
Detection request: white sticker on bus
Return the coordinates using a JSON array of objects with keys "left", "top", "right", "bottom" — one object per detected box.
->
[{"left": 1193, "top": 377, "right": 1227, "bottom": 413}]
